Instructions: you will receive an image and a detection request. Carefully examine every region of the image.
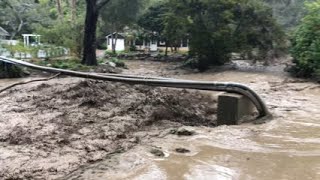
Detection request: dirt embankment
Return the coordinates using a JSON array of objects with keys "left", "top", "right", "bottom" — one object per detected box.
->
[{"left": 0, "top": 78, "right": 216, "bottom": 179}]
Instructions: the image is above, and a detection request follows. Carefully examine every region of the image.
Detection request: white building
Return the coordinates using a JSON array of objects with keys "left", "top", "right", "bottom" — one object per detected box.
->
[
  {"left": 134, "top": 39, "right": 158, "bottom": 52},
  {"left": 106, "top": 32, "right": 159, "bottom": 52},
  {"left": 106, "top": 32, "right": 189, "bottom": 52},
  {"left": 106, "top": 33, "right": 126, "bottom": 51}
]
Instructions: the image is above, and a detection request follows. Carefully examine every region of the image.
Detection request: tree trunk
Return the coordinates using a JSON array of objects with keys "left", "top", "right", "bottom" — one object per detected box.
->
[
  {"left": 165, "top": 44, "right": 168, "bottom": 56},
  {"left": 112, "top": 33, "right": 118, "bottom": 54},
  {"left": 70, "top": 0, "right": 77, "bottom": 22},
  {"left": 82, "top": 0, "right": 99, "bottom": 66},
  {"left": 56, "top": 0, "right": 63, "bottom": 20}
]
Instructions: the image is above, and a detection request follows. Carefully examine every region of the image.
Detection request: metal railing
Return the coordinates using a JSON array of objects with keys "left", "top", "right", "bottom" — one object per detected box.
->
[{"left": 0, "top": 56, "right": 271, "bottom": 119}]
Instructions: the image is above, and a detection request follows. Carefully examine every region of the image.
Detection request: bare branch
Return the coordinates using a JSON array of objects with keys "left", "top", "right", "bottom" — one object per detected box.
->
[
  {"left": 0, "top": 73, "right": 61, "bottom": 94},
  {"left": 97, "top": 0, "right": 111, "bottom": 11}
]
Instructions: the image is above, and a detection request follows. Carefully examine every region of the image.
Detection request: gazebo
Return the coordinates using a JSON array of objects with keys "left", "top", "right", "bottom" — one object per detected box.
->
[{"left": 22, "top": 34, "right": 41, "bottom": 47}]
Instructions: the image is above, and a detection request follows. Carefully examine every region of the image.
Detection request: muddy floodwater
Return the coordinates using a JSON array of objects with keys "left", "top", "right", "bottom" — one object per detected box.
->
[{"left": 1, "top": 60, "right": 320, "bottom": 179}]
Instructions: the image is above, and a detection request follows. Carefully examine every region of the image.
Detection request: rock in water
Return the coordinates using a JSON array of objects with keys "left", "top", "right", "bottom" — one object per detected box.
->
[
  {"left": 170, "top": 128, "right": 195, "bottom": 136},
  {"left": 150, "top": 149, "right": 165, "bottom": 157},
  {"left": 175, "top": 148, "right": 190, "bottom": 153}
]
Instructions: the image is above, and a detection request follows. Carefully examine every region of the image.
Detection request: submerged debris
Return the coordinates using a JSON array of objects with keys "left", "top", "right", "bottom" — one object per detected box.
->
[
  {"left": 150, "top": 149, "right": 165, "bottom": 157},
  {"left": 170, "top": 128, "right": 196, "bottom": 136},
  {"left": 175, "top": 148, "right": 191, "bottom": 154}
]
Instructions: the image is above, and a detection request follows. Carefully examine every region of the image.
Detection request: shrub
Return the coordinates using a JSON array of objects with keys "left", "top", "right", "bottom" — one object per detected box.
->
[
  {"left": 105, "top": 50, "right": 117, "bottom": 57},
  {"left": 129, "top": 45, "right": 137, "bottom": 51},
  {"left": 51, "top": 59, "right": 90, "bottom": 71},
  {"left": 187, "top": 0, "right": 284, "bottom": 71},
  {"left": 291, "top": 1, "right": 320, "bottom": 79},
  {"left": 35, "top": 18, "right": 84, "bottom": 58},
  {"left": 109, "top": 58, "right": 126, "bottom": 68},
  {"left": 33, "top": 59, "right": 90, "bottom": 71},
  {"left": 0, "top": 62, "right": 25, "bottom": 78}
]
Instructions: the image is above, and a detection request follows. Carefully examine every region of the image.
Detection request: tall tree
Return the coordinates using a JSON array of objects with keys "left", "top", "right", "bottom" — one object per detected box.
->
[
  {"left": 82, "top": 0, "right": 111, "bottom": 66},
  {"left": 70, "top": 0, "right": 77, "bottom": 22},
  {"left": 0, "top": 0, "right": 48, "bottom": 78},
  {"left": 35, "top": 0, "right": 85, "bottom": 57},
  {"left": 100, "top": 0, "right": 141, "bottom": 53},
  {"left": 263, "top": 0, "right": 313, "bottom": 31},
  {"left": 291, "top": 0, "right": 320, "bottom": 79},
  {"left": 139, "top": 0, "right": 285, "bottom": 70},
  {"left": 138, "top": 3, "right": 169, "bottom": 54},
  {"left": 163, "top": 0, "right": 189, "bottom": 53},
  {"left": 232, "top": 0, "right": 285, "bottom": 59},
  {"left": 0, "top": 0, "right": 41, "bottom": 39},
  {"left": 56, "top": 0, "right": 63, "bottom": 20}
]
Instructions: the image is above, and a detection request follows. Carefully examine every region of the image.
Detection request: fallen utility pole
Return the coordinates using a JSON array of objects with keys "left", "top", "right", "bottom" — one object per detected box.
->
[{"left": 0, "top": 56, "right": 271, "bottom": 119}]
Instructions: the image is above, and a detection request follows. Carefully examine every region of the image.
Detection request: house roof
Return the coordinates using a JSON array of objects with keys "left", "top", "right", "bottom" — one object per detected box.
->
[
  {"left": 0, "top": 27, "right": 9, "bottom": 36},
  {"left": 106, "top": 32, "right": 125, "bottom": 39}
]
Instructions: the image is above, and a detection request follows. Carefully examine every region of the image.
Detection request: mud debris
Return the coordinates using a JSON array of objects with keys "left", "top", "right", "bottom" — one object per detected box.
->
[
  {"left": 175, "top": 148, "right": 191, "bottom": 154},
  {"left": 150, "top": 149, "right": 165, "bottom": 157},
  {"left": 170, "top": 128, "right": 196, "bottom": 136},
  {"left": 0, "top": 78, "right": 217, "bottom": 179}
]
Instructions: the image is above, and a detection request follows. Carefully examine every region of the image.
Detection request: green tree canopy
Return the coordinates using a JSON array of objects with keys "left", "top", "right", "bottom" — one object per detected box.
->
[
  {"left": 291, "top": 0, "right": 320, "bottom": 79},
  {"left": 100, "top": 0, "right": 142, "bottom": 53},
  {"left": 263, "top": 0, "right": 314, "bottom": 31},
  {"left": 140, "top": 0, "right": 284, "bottom": 70},
  {"left": 34, "top": 1, "right": 86, "bottom": 57},
  {"left": 0, "top": 0, "right": 48, "bottom": 39}
]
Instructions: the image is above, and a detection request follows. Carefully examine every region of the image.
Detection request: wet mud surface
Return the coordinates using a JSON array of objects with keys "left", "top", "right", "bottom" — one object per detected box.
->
[
  {"left": 0, "top": 77, "right": 216, "bottom": 179},
  {"left": 72, "top": 60, "right": 319, "bottom": 180},
  {"left": 1, "top": 59, "right": 320, "bottom": 179}
]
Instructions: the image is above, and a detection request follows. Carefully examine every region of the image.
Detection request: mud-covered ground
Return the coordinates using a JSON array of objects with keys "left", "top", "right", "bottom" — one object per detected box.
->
[
  {"left": 66, "top": 59, "right": 320, "bottom": 180},
  {"left": 0, "top": 76, "right": 216, "bottom": 179},
  {"left": 1, "top": 59, "right": 319, "bottom": 180}
]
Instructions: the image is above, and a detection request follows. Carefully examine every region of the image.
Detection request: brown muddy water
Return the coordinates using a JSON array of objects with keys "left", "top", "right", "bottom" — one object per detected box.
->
[
  {"left": 70, "top": 60, "right": 319, "bottom": 180},
  {"left": 1, "top": 60, "right": 320, "bottom": 179}
]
